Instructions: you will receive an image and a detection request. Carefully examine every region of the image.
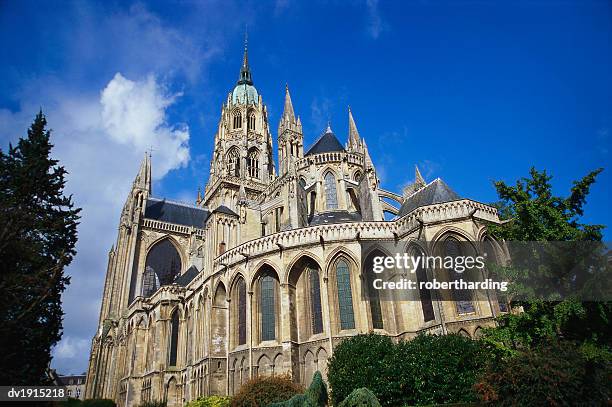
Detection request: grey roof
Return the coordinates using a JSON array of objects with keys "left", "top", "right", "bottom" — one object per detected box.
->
[
  {"left": 213, "top": 205, "right": 239, "bottom": 217},
  {"left": 308, "top": 210, "right": 362, "bottom": 226},
  {"left": 174, "top": 265, "right": 199, "bottom": 287},
  {"left": 305, "top": 128, "right": 346, "bottom": 156},
  {"left": 399, "top": 178, "right": 461, "bottom": 216},
  {"left": 144, "top": 198, "right": 210, "bottom": 227}
]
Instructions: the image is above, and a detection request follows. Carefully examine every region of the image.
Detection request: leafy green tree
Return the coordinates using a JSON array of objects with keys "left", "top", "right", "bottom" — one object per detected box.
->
[
  {"left": 0, "top": 111, "right": 80, "bottom": 384},
  {"left": 483, "top": 167, "right": 610, "bottom": 354}
]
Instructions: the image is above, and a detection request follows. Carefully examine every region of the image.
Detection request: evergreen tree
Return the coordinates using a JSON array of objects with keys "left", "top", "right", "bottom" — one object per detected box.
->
[{"left": 0, "top": 111, "right": 80, "bottom": 384}]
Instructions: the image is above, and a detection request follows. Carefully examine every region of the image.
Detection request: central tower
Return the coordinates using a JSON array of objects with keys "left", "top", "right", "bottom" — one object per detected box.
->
[{"left": 204, "top": 37, "right": 275, "bottom": 212}]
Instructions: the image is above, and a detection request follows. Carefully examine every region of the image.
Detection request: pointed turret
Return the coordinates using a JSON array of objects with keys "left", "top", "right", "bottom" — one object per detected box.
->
[
  {"left": 282, "top": 84, "right": 295, "bottom": 121},
  {"left": 134, "top": 152, "right": 152, "bottom": 192},
  {"left": 348, "top": 107, "right": 361, "bottom": 151},
  {"left": 415, "top": 165, "right": 426, "bottom": 188},
  {"left": 196, "top": 186, "right": 202, "bottom": 205},
  {"left": 278, "top": 84, "right": 303, "bottom": 175},
  {"left": 403, "top": 165, "right": 427, "bottom": 198}
]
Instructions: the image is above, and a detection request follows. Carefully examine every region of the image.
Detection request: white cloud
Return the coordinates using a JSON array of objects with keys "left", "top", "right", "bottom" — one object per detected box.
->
[
  {"left": 54, "top": 336, "right": 90, "bottom": 364},
  {"left": 101, "top": 73, "right": 190, "bottom": 178},
  {"left": 1, "top": 71, "right": 190, "bottom": 375}
]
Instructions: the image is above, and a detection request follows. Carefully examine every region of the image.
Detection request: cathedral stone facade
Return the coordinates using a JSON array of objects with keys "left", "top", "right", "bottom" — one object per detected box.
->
[{"left": 85, "top": 43, "right": 507, "bottom": 406}]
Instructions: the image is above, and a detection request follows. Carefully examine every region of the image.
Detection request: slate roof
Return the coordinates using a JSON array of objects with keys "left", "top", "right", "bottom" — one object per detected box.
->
[
  {"left": 305, "top": 128, "right": 346, "bottom": 156},
  {"left": 399, "top": 178, "right": 461, "bottom": 216},
  {"left": 144, "top": 198, "right": 210, "bottom": 228},
  {"left": 308, "top": 210, "right": 362, "bottom": 226},
  {"left": 213, "top": 205, "right": 239, "bottom": 217},
  {"left": 174, "top": 265, "right": 199, "bottom": 287}
]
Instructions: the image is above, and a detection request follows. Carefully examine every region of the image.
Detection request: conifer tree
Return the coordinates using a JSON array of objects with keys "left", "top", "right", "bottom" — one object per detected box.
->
[{"left": 0, "top": 111, "right": 80, "bottom": 384}]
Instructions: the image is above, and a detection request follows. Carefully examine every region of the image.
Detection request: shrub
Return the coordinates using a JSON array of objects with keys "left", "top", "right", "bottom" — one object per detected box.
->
[
  {"left": 337, "top": 388, "right": 381, "bottom": 407},
  {"left": 327, "top": 333, "right": 492, "bottom": 406},
  {"left": 268, "top": 394, "right": 316, "bottom": 407},
  {"left": 304, "top": 371, "right": 327, "bottom": 406},
  {"left": 327, "top": 334, "right": 395, "bottom": 406},
  {"left": 269, "top": 371, "right": 328, "bottom": 407},
  {"left": 231, "top": 374, "right": 304, "bottom": 407},
  {"left": 81, "top": 399, "right": 116, "bottom": 407},
  {"left": 185, "top": 396, "right": 231, "bottom": 407},
  {"left": 475, "top": 340, "right": 611, "bottom": 405}
]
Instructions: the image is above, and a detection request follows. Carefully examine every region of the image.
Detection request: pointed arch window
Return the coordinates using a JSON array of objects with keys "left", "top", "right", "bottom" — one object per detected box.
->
[
  {"left": 324, "top": 172, "right": 338, "bottom": 210},
  {"left": 336, "top": 259, "right": 355, "bottom": 330},
  {"left": 260, "top": 276, "right": 276, "bottom": 341},
  {"left": 168, "top": 309, "right": 179, "bottom": 366},
  {"left": 248, "top": 112, "right": 256, "bottom": 131},
  {"left": 237, "top": 279, "right": 247, "bottom": 345},
  {"left": 139, "top": 239, "right": 181, "bottom": 301},
  {"left": 309, "top": 267, "right": 323, "bottom": 335},
  {"left": 233, "top": 111, "right": 242, "bottom": 129},
  {"left": 364, "top": 252, "right": 384, "bottom": 329},
  {"left": 227, "top": 148, "right": 240, "bottom": 177},
  {"left": 446, "top": 237, "right": 475, "bottom": 314},
  {"left": 247, "top": 148, "right": 260, "bottom": 178},
  {"left": 411, "top": 247, "right": 435, "bottom": 322}
]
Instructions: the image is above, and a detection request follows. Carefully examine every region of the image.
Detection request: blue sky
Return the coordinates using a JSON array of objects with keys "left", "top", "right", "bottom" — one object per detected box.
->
[{"left": 1, "top": 0, "right": 610, "bottom": 374}]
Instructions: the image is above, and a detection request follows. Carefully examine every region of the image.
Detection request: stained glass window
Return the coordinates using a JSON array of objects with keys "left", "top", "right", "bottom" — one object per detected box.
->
[
  {"left": 324, "top": 172, "right": 338, "bottom": 209},
  {"left": 309, "top": 267, "right": 323, "bottom": 334},
  {"left": 412, "top": 248, "right": 435, "bottom": 322},
  {"left": 237, "top": 279, "right": 247, "bottom": 345},
  {"left": 364, "top": 252, "right": 384, "bottom": 329},
  {"left": 260, "top": 276, "right": 276, "bottom": 341},
  {"left": 446, "top": 238, "right": 475, "bottom": 314},
  {"left": 169, "top": 310, "right": 179, "bottom": 366},
  {"left": 336, "top": 260, "right": 355, "bottom": 330}
]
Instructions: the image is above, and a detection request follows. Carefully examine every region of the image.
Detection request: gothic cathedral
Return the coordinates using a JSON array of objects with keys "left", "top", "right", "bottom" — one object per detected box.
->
[{"left": 85, "top": 42, "right": 506, "bottom": 406}]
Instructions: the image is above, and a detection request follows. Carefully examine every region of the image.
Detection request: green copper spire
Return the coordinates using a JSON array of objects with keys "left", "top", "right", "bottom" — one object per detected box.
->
[{"left": 237, "top": 30, "right": 253, "bottom": 85}]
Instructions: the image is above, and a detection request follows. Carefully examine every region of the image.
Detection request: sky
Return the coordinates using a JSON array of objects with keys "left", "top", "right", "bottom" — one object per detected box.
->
[{"left": 0, "top": 0, "right": 610, "bottom": 375}]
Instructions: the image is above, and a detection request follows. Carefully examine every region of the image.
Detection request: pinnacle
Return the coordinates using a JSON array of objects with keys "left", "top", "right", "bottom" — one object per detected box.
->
[
  {"left": 283, "top": 84, "right": 295, "bottom": 120},
  {"left": 348, "top": 107, "right": 361, "bottom": 148}
]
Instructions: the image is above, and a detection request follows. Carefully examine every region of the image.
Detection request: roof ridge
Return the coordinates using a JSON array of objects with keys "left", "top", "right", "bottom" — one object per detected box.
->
[{"left": 148, "top": 196, "right": 204, "bottom": 210}]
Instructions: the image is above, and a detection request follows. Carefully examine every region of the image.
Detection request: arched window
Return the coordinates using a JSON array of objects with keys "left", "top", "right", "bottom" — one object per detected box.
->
[
  {"left": 336, "top": 259, "right": 355, "bottom": 330},
  {"left": 168, "top": 309, "right": 179, "bottom": 366},
  {"left": 260, "top": 276, "right": 276, "bottom": 341},
  {"left": 446, "top": 237, "right": 475, "bottom": 314},
  {"left": 227, "top": 148, "right": 240, "bottom": 177},
  {"left": 247, "top": 148, "right": 260, "bottom": 178},
  {"left": 309, "top": 267, "right": 323, "bottom": 335},
  {"left": 411, "top": 247, "right": 435, "bottom": 322},
  {"left": 324, "top": 172, "right": 338, "bottom": 210},
  {"left": 484, "top": 237, "right": 508, "bottom": 312},
  {"left": 237, "top": 279, "right": 247, "bottom": 345},
  {"left": 364, "top": 251, "right": 384, "bottom": 329},
  {"left": 354, "top": 171, "right": 362, "bottom": 181},
  {"left": 142, "top": 239, "right": 181, "bottom": 299},
  {"left": 233, "top": 111, "right": 242, "bottom": 129},
  {"left": 142, "top": 266, "right": 159, "bottom": 297},
  {"left": 248, "top": 112, "right": 256, "bottom": 131}
]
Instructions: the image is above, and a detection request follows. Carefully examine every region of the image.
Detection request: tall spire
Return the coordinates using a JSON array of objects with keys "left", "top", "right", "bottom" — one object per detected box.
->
[
  {"left": 282, "top": 84, "right": 295, "bottom": 121},
  {"left": 134, "top": 152, "right": 152, "bottom": 192},
  {"left": 238, "top": 30, "right": 253, "bottom": 85},
  {"left": 348, "top": 106, "right": 361, "bottom": 150}
]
